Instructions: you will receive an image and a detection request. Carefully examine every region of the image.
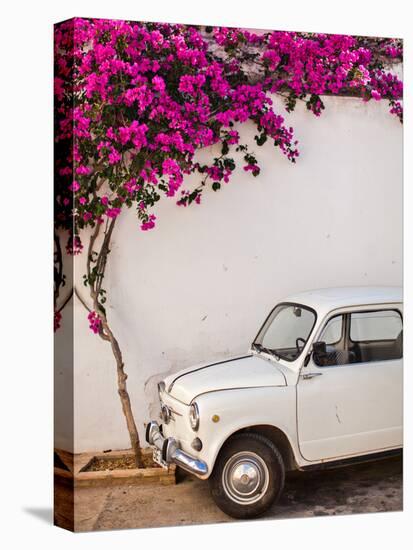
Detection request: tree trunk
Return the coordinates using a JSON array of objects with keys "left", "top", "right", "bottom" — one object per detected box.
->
[
  {"left": 101, "top": 316, "right": 144, "bottom": 468},
  {"left": 86, "top": 220, "right": 144, "bottom": 468}
]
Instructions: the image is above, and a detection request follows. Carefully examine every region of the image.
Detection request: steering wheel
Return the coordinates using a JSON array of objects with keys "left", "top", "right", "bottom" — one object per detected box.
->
[{"left": 296, "top": 337, "right": 306, "bottom": 352}]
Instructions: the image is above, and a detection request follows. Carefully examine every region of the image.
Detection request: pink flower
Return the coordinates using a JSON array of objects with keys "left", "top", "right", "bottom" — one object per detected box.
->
[
  {"left": 227, "top": 131, "right": 239, "bottom": 144},
  {"left": 69, "top": 181, "right": 80, "bottom": 192},
  {"left": 178, "top": 74, "right": 206, "bottom": 95},
  {"left": 244, "top": 164, "right": 260, "bottom": 176},
  {"left": 262, "top": 50, "right": 281, "bottom": 70},
  {"left": 54, "top": 310, "right": 62, "bottom": 332},
  {"left": 97, "top": 140, "right": 110, "bottom": 152},
  {"left": 76, "top": 165, "right": 91, "bottom": 175},
  {"left": 130, "top": 122, "right": 148, "bottom": 149},
  {"left": 106, "top": 127, "right": 116, "bottom": 140},
  {"left": 54, "top": 77, "right": 65, "bottom": 101},
  {"left": 108, "top": 148, "right": 121, "bottom": 165},
  {"left": 152, "top": 75, "right": 166, "bottom": 93},
  {"left": 66, "top": 234, "right": 83, "bottom": 255},
  {"left": 119, "top": 126, "right": 131, "bottom": 145},
  {"left": 140, "top": 214, "right": 156, "bottom": 231},
  {"left": 88, "top": 311, "right": 102, "bottom": 334},
  {"left": 124, "top": 179, "right": 138, "bottom": 194},
  {"left": 73, "top": 108, "right": 91, "bottom": 138},
  {"left": 59, "top": 166, "right": 72, "bottom": 176},
  {"left": 105, "top": 207, "right": 121, "bottom": 219},
  {"left": 385, "top": 46, "right": 402, "bottom": 58},
  {"left": 123, "top": 85, "right": 153, "bottom": 112},
  {"left": 162, "top": 158, "right": 180, "bottom": 176}
]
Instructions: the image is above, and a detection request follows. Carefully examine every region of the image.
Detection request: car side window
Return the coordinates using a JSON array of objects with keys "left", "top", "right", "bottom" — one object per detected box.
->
[
  {"left": 349, "top": 310, "right": 403, "bottom": 363},
  {"left": 320, "top": 315, "right": 343, "bottom": 345},
  {"left": 314, "top": 315, "right": 349, "bottom": 367},
  {"left": 314, "top": 309, "right": 403, "bottom": 367}
]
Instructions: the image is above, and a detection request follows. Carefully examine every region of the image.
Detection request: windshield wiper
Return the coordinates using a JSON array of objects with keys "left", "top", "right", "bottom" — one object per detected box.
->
[{"left": 252, "top": 343, "right": 280, "bottom": 361}]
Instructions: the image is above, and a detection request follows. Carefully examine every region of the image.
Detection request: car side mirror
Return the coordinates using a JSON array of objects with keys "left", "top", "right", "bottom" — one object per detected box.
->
[{"left": 312, "top": 341, "right": 327, "bottom": 363}]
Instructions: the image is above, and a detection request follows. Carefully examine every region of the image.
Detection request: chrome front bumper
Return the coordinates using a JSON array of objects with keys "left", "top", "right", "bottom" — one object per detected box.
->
[{"left": 145, "top": 421, "right": 208, "bottom": 477}]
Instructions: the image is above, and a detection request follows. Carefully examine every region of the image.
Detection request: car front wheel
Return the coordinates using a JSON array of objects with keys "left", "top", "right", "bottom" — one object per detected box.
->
[{"left": 209, "top": 432, "right": 285, "bottom": 519}]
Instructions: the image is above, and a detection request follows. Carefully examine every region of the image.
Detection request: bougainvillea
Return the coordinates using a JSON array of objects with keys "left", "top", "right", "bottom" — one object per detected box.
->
[
  {"left": 54, "top": 18, "right": 402, "bottom": 464},
  {"left": 55, "top": 20, "right": 402, "bottom": 244}
]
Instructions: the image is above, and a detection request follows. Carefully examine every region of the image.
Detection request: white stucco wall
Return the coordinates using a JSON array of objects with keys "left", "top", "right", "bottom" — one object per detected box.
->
[{"left": 54, "top": 95, "right": 402, "bottom": 453}]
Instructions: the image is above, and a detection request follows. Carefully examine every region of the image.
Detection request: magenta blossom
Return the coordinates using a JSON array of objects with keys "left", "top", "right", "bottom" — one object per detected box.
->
[
  {"left": 88, "top": 311, "right": 102, "bottom": 334},
  {"left": 69, "top": 181, "right": 80, "bottom": 192},
  {"left": 141, "top": 214, "right": 156, "bottom": 231},
  {"left": 244, "top": 164, "right": 261, "bottom": 176},
  {"left": 65, "top": 234, "right": 83, "bottom": 255},
  {"left": 54, "top": 310, "right": 62, "bottom": 332},
  {"left": 106, "top": 207, "right": 121, "bottom": 219}
]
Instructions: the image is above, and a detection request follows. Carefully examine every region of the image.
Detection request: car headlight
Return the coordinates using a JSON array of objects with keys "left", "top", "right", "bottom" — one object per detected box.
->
[{"left": 189, "top": 402, "right": 200, "bottom": 431}]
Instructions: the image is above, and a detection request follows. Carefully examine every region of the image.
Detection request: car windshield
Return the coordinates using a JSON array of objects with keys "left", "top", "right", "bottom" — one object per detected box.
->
[{"left": 253, "top": 303, "right": 316, "bottom": 361}]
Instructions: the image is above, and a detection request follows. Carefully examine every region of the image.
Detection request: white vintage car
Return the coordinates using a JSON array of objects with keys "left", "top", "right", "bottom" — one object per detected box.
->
[{"left": 146, "top": 287, "right": 403, "bottom": 518}]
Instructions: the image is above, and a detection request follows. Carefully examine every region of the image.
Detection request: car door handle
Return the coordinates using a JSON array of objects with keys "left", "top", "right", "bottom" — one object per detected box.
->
[{"left": 300, "top": 372, "right": 323, "bottom": 380}]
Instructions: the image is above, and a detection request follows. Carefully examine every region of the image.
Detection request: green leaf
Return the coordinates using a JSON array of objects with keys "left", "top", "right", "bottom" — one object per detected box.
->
[
  {"left": 255, "top": 133, "right": 267, "bottom": 146},
  {"left": 223, "top": 158, "right": 236, "bottom": 171}
]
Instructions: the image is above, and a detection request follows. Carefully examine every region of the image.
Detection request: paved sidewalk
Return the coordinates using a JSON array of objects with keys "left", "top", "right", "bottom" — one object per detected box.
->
[{"left": 64, "top": 456, "right": 402, "bottom": 531}]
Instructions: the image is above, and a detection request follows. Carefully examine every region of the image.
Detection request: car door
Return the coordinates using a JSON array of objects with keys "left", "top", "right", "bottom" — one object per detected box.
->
[{"left": 296, "top": 305, "right": 403, "bottom": 462}]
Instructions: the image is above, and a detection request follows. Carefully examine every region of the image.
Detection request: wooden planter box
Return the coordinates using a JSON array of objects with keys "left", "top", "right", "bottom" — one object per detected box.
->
[{"left": 54, "top": 448, "right": 176, "bottom": 488}]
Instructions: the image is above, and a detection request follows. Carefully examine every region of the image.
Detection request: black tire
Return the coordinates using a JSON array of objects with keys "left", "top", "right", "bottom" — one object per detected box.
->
[{"left": 209, "top": 432, "right": 285, "bottom": 519}]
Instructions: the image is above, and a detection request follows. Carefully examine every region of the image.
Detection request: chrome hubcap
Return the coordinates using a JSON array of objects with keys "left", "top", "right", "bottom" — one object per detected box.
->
[{"left": 222, "top": 451, "right": 269, "bottom": 505}]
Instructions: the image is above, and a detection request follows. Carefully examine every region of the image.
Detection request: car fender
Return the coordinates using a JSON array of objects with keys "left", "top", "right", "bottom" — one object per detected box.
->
[{"left": 191, "top": 385, "right": 300, "bottom": 478}]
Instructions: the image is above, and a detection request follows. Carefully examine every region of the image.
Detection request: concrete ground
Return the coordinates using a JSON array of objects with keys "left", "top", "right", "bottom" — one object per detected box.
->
[{"left": 60, "top": 456, "right": 402, "bottom": 531}]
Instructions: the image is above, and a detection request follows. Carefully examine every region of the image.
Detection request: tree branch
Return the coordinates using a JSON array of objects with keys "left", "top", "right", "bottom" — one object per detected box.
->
[{"left": 57, "top": 288, "right": 74, "bottom": 313}]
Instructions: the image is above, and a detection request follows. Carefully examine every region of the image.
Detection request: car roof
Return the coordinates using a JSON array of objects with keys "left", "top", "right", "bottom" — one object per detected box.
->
[{"left": 282, "top": 286, "right": 402, "bottom": 314}]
